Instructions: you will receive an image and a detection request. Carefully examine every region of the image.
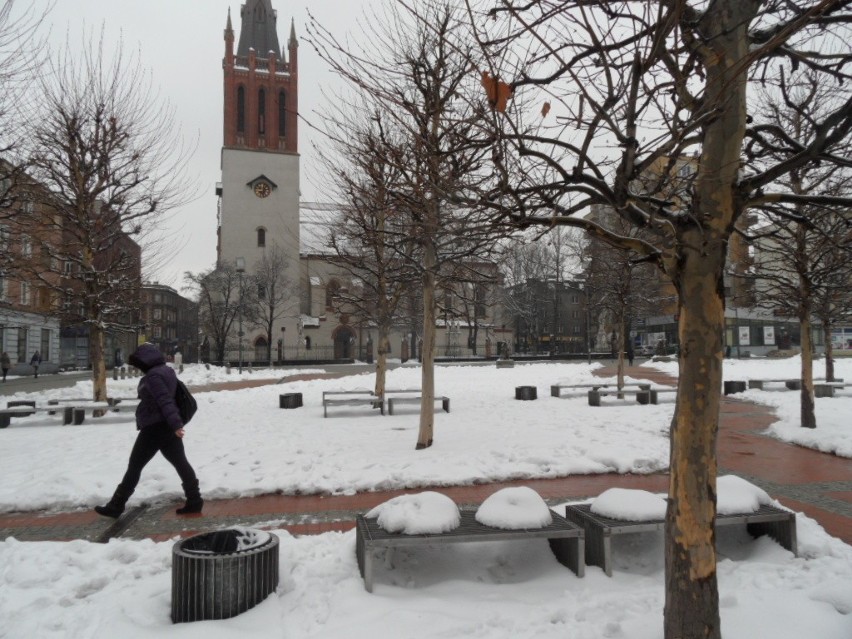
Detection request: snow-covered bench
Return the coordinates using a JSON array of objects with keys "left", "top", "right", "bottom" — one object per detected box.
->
[
  {"left": 355, "top": 509, "right": 585, "bottom": 592},
  {"left": 564, "top": 502, "right": 797, "bottom": 577},
  {"left": 552, "top": 382, "right": 651, "bottom": 398}
]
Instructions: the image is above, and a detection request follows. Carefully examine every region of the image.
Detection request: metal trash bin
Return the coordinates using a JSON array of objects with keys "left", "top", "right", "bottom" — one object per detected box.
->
[{"left": 172, "top": 527, "right": 279, "bottom": 623}]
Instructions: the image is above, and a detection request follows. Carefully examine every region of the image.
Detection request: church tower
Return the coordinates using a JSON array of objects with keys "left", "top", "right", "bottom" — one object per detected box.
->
[{"left": 218, "top": 1, "right": 300, "bottom": 351}]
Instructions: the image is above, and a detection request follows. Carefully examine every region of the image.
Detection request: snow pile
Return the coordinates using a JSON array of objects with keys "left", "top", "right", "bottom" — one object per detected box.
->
[
  {"left": 717, "top": 475, "right": 772, "bottom": 514},
  {"left": 367, "top": 491, "right": 460, "bottom": 534},
  {"left": 475, "top": 486, "right": 552, "bottom": 529},
  {"left": 590, "top": 487, "right": 667, "bottom": 521}
]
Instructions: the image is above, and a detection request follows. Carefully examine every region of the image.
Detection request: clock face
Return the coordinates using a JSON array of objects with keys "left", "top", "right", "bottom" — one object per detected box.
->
[{"left": 253, "top": 182, "right": 271, "bottom": 198}]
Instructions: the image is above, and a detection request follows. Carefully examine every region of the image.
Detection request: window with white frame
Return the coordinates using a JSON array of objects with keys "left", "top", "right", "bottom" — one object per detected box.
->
[
  {"left": 20, "top": 281, "right": 30, "bottom": 305},
  {"left": 21, "top": 235, "right": 32, "bottom": 257}
]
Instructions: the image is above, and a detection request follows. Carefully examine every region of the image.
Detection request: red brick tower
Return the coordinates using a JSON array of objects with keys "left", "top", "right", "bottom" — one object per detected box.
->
[{"left": 223, "top": 1, "right": 298, "bottom": 153}]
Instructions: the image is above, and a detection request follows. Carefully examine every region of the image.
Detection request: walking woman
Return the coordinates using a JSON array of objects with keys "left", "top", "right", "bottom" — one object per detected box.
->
[{"left": 95, "top": 343, "right": 202, "bottom": 518}]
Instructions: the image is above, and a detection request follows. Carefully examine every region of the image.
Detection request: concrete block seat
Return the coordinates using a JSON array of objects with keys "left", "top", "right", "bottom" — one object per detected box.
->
[
  {"left": 355, "top": 509, "right": 585, "bottom": 592},
  {"left": 565, "top": 502, "right": 797, "bottom": 577},
  {"left": 322, "top": 390, "right": 384, "bottom": 418}
]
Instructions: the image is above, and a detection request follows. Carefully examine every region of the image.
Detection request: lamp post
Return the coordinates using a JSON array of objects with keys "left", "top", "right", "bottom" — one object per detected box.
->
[{"left": 235, "top": 257, "right": 245, "bottom": 374}]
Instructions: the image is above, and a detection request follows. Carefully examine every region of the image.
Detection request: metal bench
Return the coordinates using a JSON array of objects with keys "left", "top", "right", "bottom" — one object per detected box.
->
[
  {"left": 552, "top": 382, "right": 651, "bottom": 398},
  {"left": 386, "top": 395, "right": 450, "bottom": 415},
  {"left": 748, "top": 379, "right": 801, "bottom": 390},
  {"left": 565, "top": 502, "right": 797, "bottom": 577},
  {"left": 587, "top": 386, "right": 656, "bottom": 406},
  {"left": 355, "top": 509, "right": 585, "bottom": 592},
  {"left": 0, "top": 405, "right": 74, "bottom": 428},
  {"left": 322, "top": 390, "right": 384, "bottom": 418}
]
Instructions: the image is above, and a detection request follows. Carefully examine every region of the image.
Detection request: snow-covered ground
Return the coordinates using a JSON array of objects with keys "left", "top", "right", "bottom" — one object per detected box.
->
[
  {"left": 648, "top": 355, "right": 852, "bottom": 458},
  {"left": 1, "top": 359, "right": 850, "bottom": 638}
]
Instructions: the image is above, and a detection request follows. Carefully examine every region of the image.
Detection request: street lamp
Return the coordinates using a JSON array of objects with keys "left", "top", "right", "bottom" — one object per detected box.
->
[{"left": 235, "top": 257, "right": 245, "bottom": 374}]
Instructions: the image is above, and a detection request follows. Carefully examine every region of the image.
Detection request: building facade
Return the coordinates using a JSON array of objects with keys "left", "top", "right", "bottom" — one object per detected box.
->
[{"left": 139, "top": 283, "right": 199, "bottom": 363}]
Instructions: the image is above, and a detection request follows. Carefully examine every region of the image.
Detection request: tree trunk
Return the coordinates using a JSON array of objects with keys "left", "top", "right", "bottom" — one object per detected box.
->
[
  {"left": 800, "top": 313, "right": 816, "bottom": 429},
  {"left": 90, "top": 324, "right": 108, "bottom": 404},
  {"left": 665, "top": 259, "right": 723, "bottom": 639},
  {"left": 375, "top": 325, "right": 390, "bottom": 398},
  {"left": 823, "top": 320, "right": 835, "bottom": 382},
  {"left": 417, "top": 259, "right": 437, "bottom": 449},
  {"left": 616, "top": 311, "right": 625, "bottom": 393}
]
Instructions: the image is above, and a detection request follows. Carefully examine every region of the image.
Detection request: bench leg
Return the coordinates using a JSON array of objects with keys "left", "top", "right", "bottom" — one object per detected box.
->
[
  {"left": 442, "top": 398, "right": 450, "bottom": 413},
  {"left": 323, "top": 403, "right": 328, "bottom": 418},
  {"left": 747, "top": 515, "right": 797, "bottom": 556},
  {"left": 63, "top": 407, "right": 73, "bottom": 425},
  {"left": 636, "top": 391, "right": 650, "bottom": 405},
  {"left": 388, "top": 400, "right": 394, "bottom": 416},
  {"left": 548, "top": 536, "right": 585, "bottom": 578},
  {"left": 0, "top": 414, "right": 9, "bottom": 428},
  {"left": 73, "top": 408, "right": 85, "bottom": 426},
  {"left": 650, "top": 390, "right": 659, "bottom": 404}
]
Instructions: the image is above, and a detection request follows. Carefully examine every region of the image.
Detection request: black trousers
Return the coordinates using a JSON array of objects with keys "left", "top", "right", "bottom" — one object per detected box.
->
[{"left": 119, "top": 423, "right": 197, "bottom": 491}]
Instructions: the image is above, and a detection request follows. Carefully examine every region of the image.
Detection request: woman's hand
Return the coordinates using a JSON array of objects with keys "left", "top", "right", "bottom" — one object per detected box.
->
[{"left": 176, "top": 428, "right": 185, "bottom": 439}]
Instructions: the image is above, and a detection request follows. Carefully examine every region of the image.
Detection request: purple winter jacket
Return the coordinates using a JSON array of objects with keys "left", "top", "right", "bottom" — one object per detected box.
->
[{"left": 128, "top": 343, "right": 183, "bottom": 431}]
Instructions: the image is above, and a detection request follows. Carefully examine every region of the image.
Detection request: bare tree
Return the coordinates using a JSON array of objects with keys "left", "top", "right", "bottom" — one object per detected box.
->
[
  {"left": 23, "top": 32, "right": 195, "bottom": 400},
  {"left": 308, "top": 1, "right": 500, "bottom": 449},
  {"left": 0, "top": 0, "right": 50, "bottom": 218},
  {"left": 314, "top": 100, "right": 420, "bottom": 395},
  {"left": 251, "top": 245, "right": 295, "bottom": 366},
  {"left": 747, "top": 69, "right": 852, "bottom": 427},
  {"left": 452, "top": 2, "right": 852, "bottom": 637},
  {"left": 185, "top": 261, "right": 245, "bottom": 365}
]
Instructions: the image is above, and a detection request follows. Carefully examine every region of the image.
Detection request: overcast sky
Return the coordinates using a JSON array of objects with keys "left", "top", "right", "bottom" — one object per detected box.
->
[{"left": 26, "top": 0, "right": 374, "bottom": 291}]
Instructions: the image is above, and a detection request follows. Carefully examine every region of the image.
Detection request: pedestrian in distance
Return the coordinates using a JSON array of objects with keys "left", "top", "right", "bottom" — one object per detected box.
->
[
  {"left": 95, "top": 343, "right": 202, "bottom": 518},
  {"left": 30, "top": 350, "right": 41, "bottom": 378},
  {"left": 173, "top": 346, "right": 183, "bottom": 374},
  {"left": 1, "top": 351, "right": 9, "bottom": 382},
  {"left": 627, "top": 344, "right": 635, "bottom": 367}
]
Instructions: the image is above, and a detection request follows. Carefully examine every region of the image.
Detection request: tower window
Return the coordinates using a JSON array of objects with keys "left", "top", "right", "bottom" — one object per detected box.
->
[
  {"left": 258, "top": 88, "right": 266, "bottom": 134},
  {"left": 257, "top": 227, "right": 266, "bottom": 247},
  {"left": 237, "top": 86, "right": 245, "bottom": 133},
  {"left": 278, "top": 91, "right": 286, "bottom": 137}
]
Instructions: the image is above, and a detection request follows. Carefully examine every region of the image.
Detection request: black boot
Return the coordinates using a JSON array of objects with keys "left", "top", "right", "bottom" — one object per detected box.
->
[
  {"left": 95, "top": 484, "right": 133, "bottom": 518},
  {"left": 176, "top": 479, "right": 203, "bottom": 515}
]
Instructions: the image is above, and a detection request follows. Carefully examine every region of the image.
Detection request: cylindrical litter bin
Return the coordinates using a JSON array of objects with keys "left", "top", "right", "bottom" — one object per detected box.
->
[{"left": 172, "top": 527, "right": 279, "bottom": 623}]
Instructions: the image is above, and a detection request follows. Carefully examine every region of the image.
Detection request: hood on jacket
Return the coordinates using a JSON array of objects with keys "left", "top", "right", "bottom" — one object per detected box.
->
[{"left": 128, "top": 343, "right": 166, "bottom": 373}]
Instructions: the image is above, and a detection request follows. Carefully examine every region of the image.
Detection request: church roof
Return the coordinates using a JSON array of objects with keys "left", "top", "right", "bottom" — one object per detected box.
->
[{"left": 237, "top": 0, "right": 281, "bottom": 59}]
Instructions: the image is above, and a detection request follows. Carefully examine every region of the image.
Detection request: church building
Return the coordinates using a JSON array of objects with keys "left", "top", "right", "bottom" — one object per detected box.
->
[{"left": 216, "top": 0, "right": 508, "bottom": 363}]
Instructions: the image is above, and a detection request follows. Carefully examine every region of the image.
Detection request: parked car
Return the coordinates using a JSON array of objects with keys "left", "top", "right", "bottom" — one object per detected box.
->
[{"left": 636, "top": 345, "right": 655, "bottom": 356}]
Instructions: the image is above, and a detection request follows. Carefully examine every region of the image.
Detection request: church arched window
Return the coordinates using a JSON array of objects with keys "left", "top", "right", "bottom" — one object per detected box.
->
[
  {"left": 278, "top": 91, "right": 286, "bottom": 137},
  {"left": 256, "top": 227, "right": 266, "bottom": 247},
  {"left": 258, "top": 88, "right": 266, "bottom": 134},
  {"left": 236, "top": 86, "right": 245, "bottom": 133}
]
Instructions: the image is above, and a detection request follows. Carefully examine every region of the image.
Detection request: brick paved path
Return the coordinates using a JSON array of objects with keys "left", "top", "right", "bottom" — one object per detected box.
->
[{"left": 1, "top": 364, "right": 849, "bottom": 545}]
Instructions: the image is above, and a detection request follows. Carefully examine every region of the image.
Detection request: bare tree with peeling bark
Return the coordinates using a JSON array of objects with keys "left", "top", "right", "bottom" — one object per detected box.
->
[
  {"left": 23, "top": 32, "right": 195, "bottom": 401},
  {"left": 444, "top": 1, "right": 852, "bottom": 637}
]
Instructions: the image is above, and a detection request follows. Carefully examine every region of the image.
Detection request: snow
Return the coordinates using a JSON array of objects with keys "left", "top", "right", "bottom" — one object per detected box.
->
[
  {"left": 1, "top": 359, "right": 851, "bottom": 638},
  {"left": 647, "top": 355, "right": 852, "bottom": 458},
  {"left": 366, "top": 491, "right": 460, "bottom": 534},
  {"left": 717, "top": 475, "right": 772, "bottom": 515},
  {"left": 591, "top": 488, "right": 667, "bottom": 521},
  {"left": 474, "top": 486, "right": 553, "bottom": 529}
]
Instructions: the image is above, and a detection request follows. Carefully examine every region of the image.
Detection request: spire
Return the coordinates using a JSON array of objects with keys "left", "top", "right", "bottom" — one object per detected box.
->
[
  {"left": 237, "top": 0, "right": 281, "bottom": 60},
  {"left": 289, "top": 17, "right": 298, "bottom": 48},
  {"left": 226, "top": 8, "right": 233, "bottom": 33}
]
